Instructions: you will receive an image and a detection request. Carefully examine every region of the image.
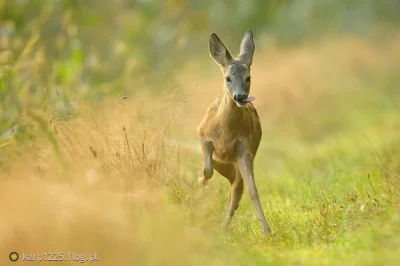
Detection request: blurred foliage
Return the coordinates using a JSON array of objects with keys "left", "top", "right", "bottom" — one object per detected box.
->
[{"left": 0, "top": 0, "right": 400, "bottom": 142}]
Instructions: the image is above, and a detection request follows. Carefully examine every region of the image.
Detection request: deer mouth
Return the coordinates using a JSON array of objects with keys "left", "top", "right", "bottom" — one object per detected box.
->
[{"left": 235, "top": 96, "right": 255, "bottom": 107}]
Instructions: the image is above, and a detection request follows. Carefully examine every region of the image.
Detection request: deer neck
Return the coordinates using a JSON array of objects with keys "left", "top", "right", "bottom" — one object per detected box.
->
[{"left": 216, "top": 92, "right": 247, "bottom": 124}]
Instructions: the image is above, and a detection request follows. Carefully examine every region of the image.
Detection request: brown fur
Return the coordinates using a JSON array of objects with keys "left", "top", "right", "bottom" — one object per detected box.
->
[{"left": 197, "top": 31, "right": 271, "bottom": 236}]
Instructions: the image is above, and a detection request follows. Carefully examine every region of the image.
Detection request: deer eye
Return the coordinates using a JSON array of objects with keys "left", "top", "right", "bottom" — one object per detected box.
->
[
  {"left": 225, "top": 76, "right": 231, "bottom": 82},
  {"left": 245, "top": 76, "right": 251, "bottom": 82}
]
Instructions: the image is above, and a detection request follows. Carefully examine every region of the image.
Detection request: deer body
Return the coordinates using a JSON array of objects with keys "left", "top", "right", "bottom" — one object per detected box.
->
[
  {"left": 198, "top": 96, "right": 261, "bottom": 163},
  {"left": 197, "top": 30, "right": 271, "bottom": 236}
]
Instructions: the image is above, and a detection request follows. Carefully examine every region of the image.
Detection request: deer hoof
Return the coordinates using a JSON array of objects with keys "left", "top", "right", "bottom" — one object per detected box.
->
[
  {"left": 198, "top": 177, "right": 208, "bottom": 186},
  {"left": 262, "top": 225, "right": 272, "bottom": 237},
  {"left": 203, "top": 167, "right": 213, "bottom": 179}
]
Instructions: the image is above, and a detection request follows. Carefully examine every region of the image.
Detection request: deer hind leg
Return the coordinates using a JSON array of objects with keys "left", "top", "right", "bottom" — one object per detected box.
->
[
  {"left": 212, "top": 160, "right": 244, "bottom": 231},
  {"left": 236, "top": 143, "right": 271, "bottom": 236},
  {"left": 223, "top": 172, "right": 244, "bottom": 230}
]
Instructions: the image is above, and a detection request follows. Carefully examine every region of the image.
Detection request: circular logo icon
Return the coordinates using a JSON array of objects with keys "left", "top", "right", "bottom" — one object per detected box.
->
[{"left": 9, "top": 252, "right": 19, "bottom": 262}]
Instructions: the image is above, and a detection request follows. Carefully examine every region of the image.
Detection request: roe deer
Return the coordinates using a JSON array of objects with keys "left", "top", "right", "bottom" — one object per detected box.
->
[{"left": 197, "top": 30, "right": 271, "bottom": 236}]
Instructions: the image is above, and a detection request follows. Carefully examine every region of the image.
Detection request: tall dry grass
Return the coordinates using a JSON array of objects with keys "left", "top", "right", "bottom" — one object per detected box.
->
[{"left": 0, "top": 93, "right": 234, "bottom": 265}]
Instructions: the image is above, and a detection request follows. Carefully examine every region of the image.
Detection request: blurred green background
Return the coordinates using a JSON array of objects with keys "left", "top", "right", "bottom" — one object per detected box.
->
[{"left": 1, "top": 0, "right": 400, "bottom": 143}]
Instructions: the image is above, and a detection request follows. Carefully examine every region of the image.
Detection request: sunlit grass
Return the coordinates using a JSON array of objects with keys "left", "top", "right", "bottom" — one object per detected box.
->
[{"left": 1, "top": 27, "right": 400, "bottom": 266}]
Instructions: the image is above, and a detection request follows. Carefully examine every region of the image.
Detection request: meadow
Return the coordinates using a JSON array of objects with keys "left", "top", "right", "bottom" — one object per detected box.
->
[{"left": 1, "top": 1, "right": 400, "bottom": 265}]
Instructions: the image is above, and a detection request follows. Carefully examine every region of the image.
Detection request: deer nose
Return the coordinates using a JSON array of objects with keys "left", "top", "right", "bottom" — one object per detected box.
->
[{"left": 233, "top": 94, "right": 248, "bottom": 102}]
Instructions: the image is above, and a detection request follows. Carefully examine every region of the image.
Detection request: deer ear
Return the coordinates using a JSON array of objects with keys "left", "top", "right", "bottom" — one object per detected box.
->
[
  {"left": 209, "top": 33, "right": 232, "bottom": 67},
  {"left": 238, "top": 30, "right": 255, "bottom": 66}
]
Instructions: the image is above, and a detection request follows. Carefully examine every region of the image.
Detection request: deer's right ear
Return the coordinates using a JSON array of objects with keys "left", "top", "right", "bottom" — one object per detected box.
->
[{"left": 209, "top": 33, "right": 232, "bottom": 67}]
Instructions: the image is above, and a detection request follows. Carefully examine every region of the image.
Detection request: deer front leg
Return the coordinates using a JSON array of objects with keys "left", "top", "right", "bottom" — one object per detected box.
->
[
  {"left": 236, "top": 142, "right": 271, "bottom": 236},
  {"left": 198, "top": 140, "right": 214, "bottom": 186}
]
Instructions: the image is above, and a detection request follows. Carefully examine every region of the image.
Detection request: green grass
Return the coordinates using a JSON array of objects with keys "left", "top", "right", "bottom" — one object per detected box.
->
[{"left": 171, "top": 108, "right": 399, "bottom": 265}]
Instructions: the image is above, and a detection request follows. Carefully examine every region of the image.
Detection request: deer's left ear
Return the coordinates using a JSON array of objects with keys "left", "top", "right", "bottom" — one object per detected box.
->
[
  {"left": 209, "top": 33, "right": 232, "bottom": 67},
  {"left": 238, "top": 30, "right": 255, "bottom": 66}
]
